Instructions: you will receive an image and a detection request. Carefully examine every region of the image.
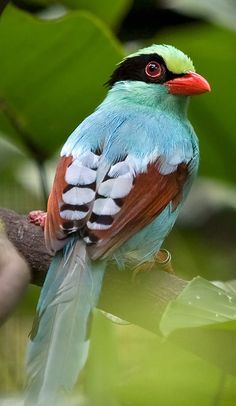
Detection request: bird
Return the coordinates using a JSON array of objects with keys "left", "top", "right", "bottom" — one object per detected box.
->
[{"left": 25, "top": 44, "right": 210, "bottom": 405}]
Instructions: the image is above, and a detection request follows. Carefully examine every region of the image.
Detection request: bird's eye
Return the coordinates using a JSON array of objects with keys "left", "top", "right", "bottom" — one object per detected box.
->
[{"left": 145, "top": 61, "right": 162, "bottom": 78}]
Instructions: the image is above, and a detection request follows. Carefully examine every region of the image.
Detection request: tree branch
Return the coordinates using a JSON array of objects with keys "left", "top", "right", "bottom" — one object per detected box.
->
[{"left": 0, "top": 208, "right": 187, "bottom": 334}]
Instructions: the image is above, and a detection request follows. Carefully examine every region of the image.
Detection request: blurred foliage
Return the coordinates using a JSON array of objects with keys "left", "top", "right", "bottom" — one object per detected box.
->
[
  {"left": 0, "top": 0, "right": 236, "bottom": 405},
  {"left": 0, "top": 4, "right": 122, "bottom": 204},
  {"left": 13, "top": 0, "right": 133, "bottom": 28},
  {"left": 0, "top": 5, "right": 122, "bottom": 158},
  {"left": 167, "top": 0, "right": 236, "bottom": 31},
  {"left": 160, "top": 277, "right": 236, "bottom": 375},
  {"left": 161, "top": 277, "right": 236, "bottom": 336}
]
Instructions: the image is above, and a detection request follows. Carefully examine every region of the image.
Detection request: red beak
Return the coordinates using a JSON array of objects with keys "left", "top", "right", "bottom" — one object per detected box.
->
[{"left": 166, "top": 72, "right": 211, "bottom": 96}]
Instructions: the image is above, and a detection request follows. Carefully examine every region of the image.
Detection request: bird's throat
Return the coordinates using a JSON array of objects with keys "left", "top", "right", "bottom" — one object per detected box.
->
[{"left": 104, "top": 81, "right": 189, "bottom": 118}]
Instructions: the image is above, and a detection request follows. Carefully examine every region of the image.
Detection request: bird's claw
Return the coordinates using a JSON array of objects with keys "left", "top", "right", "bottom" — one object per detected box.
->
[
  {"left": 132, "top": 249, "right": 174, "bottom": 282},
  {"left": 154, "top": 249, "right": 174, "bottom": 274},
  {"left": 28, "top": 210, "right": 47, "bottom": 229}
]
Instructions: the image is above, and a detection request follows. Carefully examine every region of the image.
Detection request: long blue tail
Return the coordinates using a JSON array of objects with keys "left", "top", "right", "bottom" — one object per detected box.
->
[{"left": 25, "top": 240, "right": 106, "bottom": 405}]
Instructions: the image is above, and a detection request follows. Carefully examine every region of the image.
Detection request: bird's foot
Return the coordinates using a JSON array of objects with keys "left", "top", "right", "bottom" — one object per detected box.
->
[
  {"left": 28, "top": 210, "right": 47, "bottom": 229},
  {"left": 154, "top": 249, "right": 174, "bottom": 274},
  {"left": 132, "top": 249, "right": 174, "bottom": 282}
]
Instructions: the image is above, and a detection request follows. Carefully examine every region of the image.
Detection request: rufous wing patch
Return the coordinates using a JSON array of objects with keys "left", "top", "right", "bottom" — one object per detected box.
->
[
  {"left": 87, "top": 161, "right": 188, "bottom": 259},
  {"left": 45, "top": 156, "right": 73, "bottom": 253},
  {"left": 45, "top": 151, "right": 188, "bottom": 258},
  {"left": 45, "top": 151, "right": 100, "bottom": 253}
]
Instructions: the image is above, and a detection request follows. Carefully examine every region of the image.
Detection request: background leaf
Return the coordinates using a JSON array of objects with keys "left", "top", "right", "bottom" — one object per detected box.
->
[
  {"left": 12, "top": 0, "right": 133, "bottom": 28},
  {"left": 160, "top": 277, "right": 236, "bottom": 336},
  {"left": 0, "top": 6, "right": 123, "bottom": 159},
  {"left": 160, "top": 276, "right": 236, "bottom": 374},
  {"left": 61, "top": 0, "right": 133, "bottom": 28}
]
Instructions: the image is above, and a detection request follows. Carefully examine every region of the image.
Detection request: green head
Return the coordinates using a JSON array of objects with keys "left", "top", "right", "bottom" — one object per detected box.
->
[
  {"left": 126, "top": 44, "right": 195, "bottom": 75},
  {"left": 107, "top": 44, "right": 210, "bottom": 101}
]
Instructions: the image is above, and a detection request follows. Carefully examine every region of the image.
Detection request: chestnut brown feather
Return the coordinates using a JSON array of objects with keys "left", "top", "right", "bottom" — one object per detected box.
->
[{"left": 87, "top": 161, "right": 188, "bottom": 260}]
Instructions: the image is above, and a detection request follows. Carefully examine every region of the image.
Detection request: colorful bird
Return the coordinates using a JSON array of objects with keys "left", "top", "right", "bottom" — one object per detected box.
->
[{"left": 25, "top": 44, "right": 210, "bottom": 404}]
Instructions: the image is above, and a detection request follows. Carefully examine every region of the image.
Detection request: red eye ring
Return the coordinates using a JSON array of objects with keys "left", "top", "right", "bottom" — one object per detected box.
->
[{"left": 145, "top": 61, "right": 162, "bottom": 78}]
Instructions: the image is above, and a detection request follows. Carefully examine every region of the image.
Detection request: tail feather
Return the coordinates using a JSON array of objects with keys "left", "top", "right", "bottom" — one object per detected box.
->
[{"left": 25, "top": 240, "right": 106, "bottom": 405}]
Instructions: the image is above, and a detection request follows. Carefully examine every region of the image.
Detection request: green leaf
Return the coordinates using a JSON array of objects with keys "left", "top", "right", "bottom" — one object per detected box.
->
[
  {"left": 0, "top": 132, "right": 51, "bottom": 208},
  {"left": 115, "top": 325, "right": 229, "bottom": 406},
  {"left": 160, "top": 276, "right": 236, "bottom": 374},
  {"left": 155, "top": 24, "right": 236, "bottom": 183},
  {"left": 0, "top": 137, "right": 24, "bottom": 174},
  {"left": 61, "top": 0, "right": 132, "bottom": 28},
  {"left": 14, "top": 0, "right": 132, "bottom": 28},
  {"left": 0, "top": 6, "right": 123, "bottom": 159},
  {"left": 160, "top": 276, "right": 236, "bottom": 336},
  {"left": 84, "top": 310, "right": 119, "bottom": 406}
]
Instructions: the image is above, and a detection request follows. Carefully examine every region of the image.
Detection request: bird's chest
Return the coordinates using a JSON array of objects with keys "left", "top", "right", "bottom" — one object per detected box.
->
[{"left": 98, "top": 107, "right": 196, "bottom": 172}]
